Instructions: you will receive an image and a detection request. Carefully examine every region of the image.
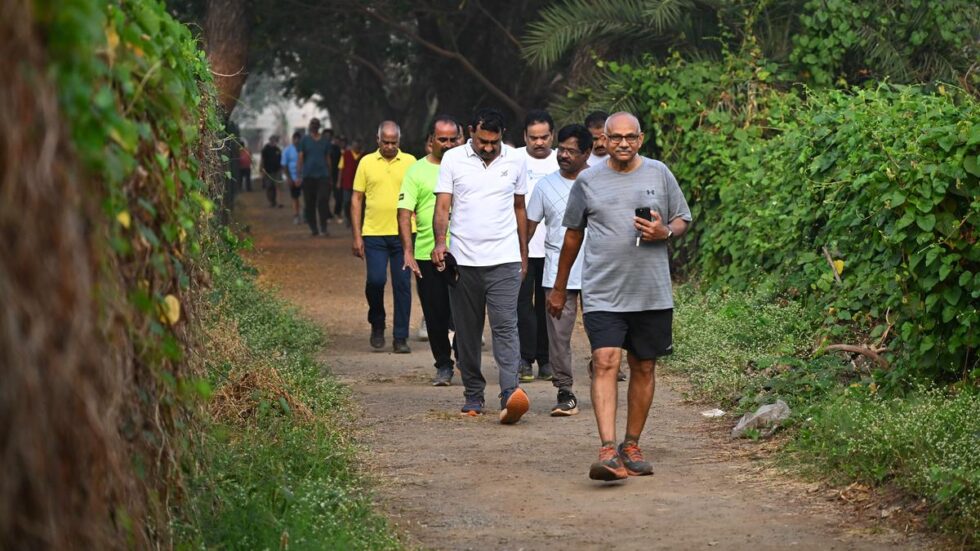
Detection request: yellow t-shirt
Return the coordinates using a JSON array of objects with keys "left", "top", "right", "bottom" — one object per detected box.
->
[{"left": 353, "top": 149, "right": 417, "bottom": 236}]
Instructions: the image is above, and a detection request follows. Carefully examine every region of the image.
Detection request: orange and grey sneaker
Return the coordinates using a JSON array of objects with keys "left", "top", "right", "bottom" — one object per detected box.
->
[
  {"left": 589, "top": 445, "right": 628, "bottom": 481},
  {"left": 617, "top": 441, "right": 654, "bottom": 476},
  {"left": 460, "top": 396, "right": 485, "bottom": 416},
  {"left": 498, "top": 387, "right": 530, "bottom": 424}
]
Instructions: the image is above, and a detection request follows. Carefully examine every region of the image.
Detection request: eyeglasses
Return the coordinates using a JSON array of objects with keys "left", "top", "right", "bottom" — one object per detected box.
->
[{"left": 606, "top": 134, "right": 641, "bottom": 145}]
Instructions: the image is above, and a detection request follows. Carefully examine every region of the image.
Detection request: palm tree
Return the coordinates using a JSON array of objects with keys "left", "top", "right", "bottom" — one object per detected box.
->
[{"left": 522, "top": 0, "right": 723, "bottom": 70}]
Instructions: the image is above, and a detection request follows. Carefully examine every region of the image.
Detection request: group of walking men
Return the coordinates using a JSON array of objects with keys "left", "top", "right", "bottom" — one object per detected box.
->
[
  {"left": 319, "top": 107, "right": 692, "bottom": 482},
  {"left": 249, "top": 121, "right": 365, "bottom": 235}
]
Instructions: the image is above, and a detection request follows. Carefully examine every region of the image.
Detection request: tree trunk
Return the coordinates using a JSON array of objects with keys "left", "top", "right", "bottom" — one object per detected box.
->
[{"left": 204, "top": 0, "right": 248, "bottom": 115}]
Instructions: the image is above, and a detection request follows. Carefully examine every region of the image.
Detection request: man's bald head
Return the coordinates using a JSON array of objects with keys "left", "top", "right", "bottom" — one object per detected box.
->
[
  {"left": 604, "top": 112, "right": 641, "bottom": 135},
  {"left": 377, "top": 120, "right": 401, "bottom": 159},
  {"left": 603, "top": 112, "right": 644, "bottom": 165},
  {"left": 377, "top": 120, "right": 401, "bottom": 139}
]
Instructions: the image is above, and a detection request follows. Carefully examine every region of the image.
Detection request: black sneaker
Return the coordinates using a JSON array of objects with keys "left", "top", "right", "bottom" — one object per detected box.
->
[
  {"left": 518, "top": 359, "right": 534, "bottom": 382},
  {"left": 431, "top": 367, "right": 453, "bottom": 386},
  {"left": 537, "top": 363, "right": 554, "bottom": 381},
  {"left": 550, "top": 389, "right": 579, "bottom": 416},
  {"left": 617, "top": 441, "right": 654, "bottom": 476},
  {"left": 393, "top": 339, "right": 411, "bottom": 354},
  {"left": 460, "top": 396, "right": 485, "bottom": 416},
  {"left": 370, "top": 327, "right": 385, "bottom": 349}
]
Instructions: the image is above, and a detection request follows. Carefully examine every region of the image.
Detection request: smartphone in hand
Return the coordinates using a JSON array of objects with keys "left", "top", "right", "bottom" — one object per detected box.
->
[{"left": 634, "top": 207, "right": 652, "bottom": 246}]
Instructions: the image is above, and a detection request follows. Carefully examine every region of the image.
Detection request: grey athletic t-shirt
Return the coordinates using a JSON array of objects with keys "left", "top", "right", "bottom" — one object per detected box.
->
[{"left": 562, "top": 157, "right": 692, "bottom": 313}]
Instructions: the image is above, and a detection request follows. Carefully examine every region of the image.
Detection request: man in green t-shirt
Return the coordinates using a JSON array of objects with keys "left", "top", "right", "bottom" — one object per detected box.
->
[{"left": 398, "top": 115, "right": 464, "bottom": 386}]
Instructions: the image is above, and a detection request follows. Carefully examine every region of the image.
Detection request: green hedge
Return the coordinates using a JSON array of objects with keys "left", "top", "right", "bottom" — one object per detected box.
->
[{"left": 610, "top": 53, "right": 979, "bottom": 385}]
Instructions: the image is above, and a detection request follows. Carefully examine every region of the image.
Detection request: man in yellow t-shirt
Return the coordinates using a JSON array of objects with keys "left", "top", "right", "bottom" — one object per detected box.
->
[{"left": 351, "top": 121, "right": 417, "bottom": 353}]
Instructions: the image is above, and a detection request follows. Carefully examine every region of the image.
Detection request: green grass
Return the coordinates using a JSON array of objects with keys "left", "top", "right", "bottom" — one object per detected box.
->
[
  {"left": 668, "top": 282, "right": 979, "bottom": 545},
  {"left": 668, "top": 284, "right": 832, "bottom": 411},
  {"left": 174, "top": 234, "right": 401, "bottom": 550},
  {"left": 791, "top": 388, "right": 980, "bottom": 544}
]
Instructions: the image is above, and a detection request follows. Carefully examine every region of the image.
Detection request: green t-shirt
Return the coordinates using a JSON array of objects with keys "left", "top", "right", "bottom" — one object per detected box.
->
[{"left": 398, "top": 157, "right": 444, "bottom": 260}]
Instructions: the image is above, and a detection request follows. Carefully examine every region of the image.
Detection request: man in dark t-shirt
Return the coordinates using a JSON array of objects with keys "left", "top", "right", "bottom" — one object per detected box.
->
[
  {"left": 297, "top": 118, "right": 333, "bottom": 236},
  {"left": 261, "top": 135, "right": 282, "bottom": 208}
]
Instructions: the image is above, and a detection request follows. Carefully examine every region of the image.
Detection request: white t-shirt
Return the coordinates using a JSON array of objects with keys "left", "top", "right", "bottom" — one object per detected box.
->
[
  {"left": 517, "top": 147, "right": 558, "bottom": 258},
  {"left": 588, "top": 151, "right": 608, "bottom": 167},
  {"left": 526, "top": 171, "right": 584, "bottom": 289},
  {"left": 435, "top": 142, "right": 527, "bottom": 266}
]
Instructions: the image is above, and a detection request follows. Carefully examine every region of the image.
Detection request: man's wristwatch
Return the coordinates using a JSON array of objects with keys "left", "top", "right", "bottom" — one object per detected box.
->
[{"left": 665, "top": 227, "right": 673, "bottom": 240}]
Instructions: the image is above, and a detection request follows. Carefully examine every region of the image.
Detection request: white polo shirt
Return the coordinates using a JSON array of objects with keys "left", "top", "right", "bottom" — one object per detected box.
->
[
  {"left": 588, "top": 151, "right": 608, "bottom": 167},
  {"left": 435, "top": 141, "right": 527, "bottom": 267},
  {"left": 517, "top": 147, "right": 558, "bottom": 259}
]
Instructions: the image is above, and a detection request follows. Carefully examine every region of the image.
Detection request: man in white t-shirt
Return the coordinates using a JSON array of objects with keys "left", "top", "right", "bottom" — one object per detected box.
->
[
  {"left": 432, "top": 108, "right": 531, "bottom": 424},
  {"left": 585, "top": 111, "right": 609, "bottom": 167},
  {"left": 526, "top": 124, "right": 592, "bottom": 417},
  {"left": 516, "top": 110, "right": 559, "bottom": 383}
]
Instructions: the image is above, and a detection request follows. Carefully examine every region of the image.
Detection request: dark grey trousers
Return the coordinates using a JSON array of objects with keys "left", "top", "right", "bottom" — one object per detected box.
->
[
  {"left": 544, "top": 288, "right": 579, "bottom": 392},
  {"left": 449, "top": 262, "right": 522, "bottom": 400}
]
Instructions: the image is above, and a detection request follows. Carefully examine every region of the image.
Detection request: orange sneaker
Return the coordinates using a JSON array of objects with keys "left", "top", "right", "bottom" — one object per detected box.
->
[
  {"left": 589, "top": 446, "right": 628, "bottom": 481},
  {"left": 498, "top": 387, "right": 529, "bottom": 424},
  {"left": 618, "top": 441, "right": 654, "bottom": 476}
]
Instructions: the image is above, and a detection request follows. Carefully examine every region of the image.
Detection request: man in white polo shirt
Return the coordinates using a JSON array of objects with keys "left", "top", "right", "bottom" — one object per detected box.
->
[
  {"left": 585, "top": 111, "right": 609, "bottom": 167},
  {"left": 516, "top": 109, "right": 559, "bottom": 383},
  {"left": 432, "top": 108, "right": 530, "bottom": 424}
]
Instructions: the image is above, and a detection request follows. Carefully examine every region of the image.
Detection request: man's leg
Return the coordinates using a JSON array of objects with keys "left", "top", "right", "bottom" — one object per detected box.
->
[
  {"left": 316, "top": 178, "right": 330, "bottom": 232},
  {"left": 418, "top": 260, "right": 454, "bottom": 371},
  {"left": 484, "top": 263, "right": 528, "bottom": 424},
  {"left": 343, "top": 189, "right": 353, "bottom": 228},
  {"left": 624, "top": 353, "right": 656, "bottom": 443},
  {"left": 531, "top": 257, "right": 550, "bottom": 374},
  {"left": 546, "top": 289, "right": 577, "bottom": 392},
  {"left": 302, "top": 179, "right": 319, "bottom": 235},
  {"left": 264, "top": 174, "right": 275, "bottom": 206},
  {"left": 591, "top": 346, "right": 623, "bottom": 444},
  {"left": 516, "top": 264, "right": 536, "bottom": 380},
  {"left": 387, "top": 236, "right": 412, "bottom": 344},
  {"left": 333, "top": 181, "right": 344, "bottom": 217},
  {"left": 449, "top": 266, "right": 487, "bottom": 406},
  {"left": 363, "top": 236, "right": 388, "bottom": 346},
  {"left": 484, "top": 263, "right": 522, "bottom": 394}
]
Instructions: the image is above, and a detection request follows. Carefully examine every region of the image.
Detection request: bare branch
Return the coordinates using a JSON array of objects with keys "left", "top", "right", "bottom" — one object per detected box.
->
[
  {"left": 824, "top": 344, "right": 890, "bottom": 369},
  {"left": 355, "top": 4, "right": 525, "bottom": 116}
]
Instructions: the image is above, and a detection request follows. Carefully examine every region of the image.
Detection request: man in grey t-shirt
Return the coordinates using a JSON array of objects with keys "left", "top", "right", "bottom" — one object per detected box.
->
[{"left": 549, "top": 112, "right": 692, "bottom": 482}]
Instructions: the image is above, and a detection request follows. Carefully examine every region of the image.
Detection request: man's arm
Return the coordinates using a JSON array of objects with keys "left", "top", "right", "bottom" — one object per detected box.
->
[
  {"left": 397, "top": 208, "right": 420, "bottom": 277},
  {"left": 350, "top": 190, "right": 365, "bottom": 257},
  {"left": 547, "top": 228, "right": 585, "bottom": 319},
  {"left": 430, "top": 193, "right": 452, "bottom": 269},
  {"left": 296, "top": 150, "right": 304, "bottom": 185},
  {"left": 526, "top": 220, "right": 539, "bottom": 242},
  {"left": 514, "top": 194, "right": 529, "bottom": 279}
]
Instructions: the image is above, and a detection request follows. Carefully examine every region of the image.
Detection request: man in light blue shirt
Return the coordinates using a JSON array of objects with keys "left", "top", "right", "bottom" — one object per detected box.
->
[
  {"left": 526, "top": 124, "right": 591, "bottom": 418},
  {"left": 281, "top": 130, "right": 302, "bottom": 224}
]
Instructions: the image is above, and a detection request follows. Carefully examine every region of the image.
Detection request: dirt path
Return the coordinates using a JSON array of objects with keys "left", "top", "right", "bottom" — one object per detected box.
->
[{"left": 237, "top": 192, "right": 928, "bottom": 550}]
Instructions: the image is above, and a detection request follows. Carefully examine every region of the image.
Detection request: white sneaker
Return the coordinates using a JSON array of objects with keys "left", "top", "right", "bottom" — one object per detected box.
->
[
  {"left": 417, "top": 319, "right": 429, "bottom": 341},
  {"left": 293, "top": 215, "right": 300, "bottom": 225}
]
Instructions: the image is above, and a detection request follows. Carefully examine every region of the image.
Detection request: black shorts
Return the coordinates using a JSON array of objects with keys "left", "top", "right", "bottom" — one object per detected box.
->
[
  {"left": 289, "top": 185, "right": 302, "bottom": 199},
  {"left": 582, "top": 309, "right": 673, "bottom": 360}
]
